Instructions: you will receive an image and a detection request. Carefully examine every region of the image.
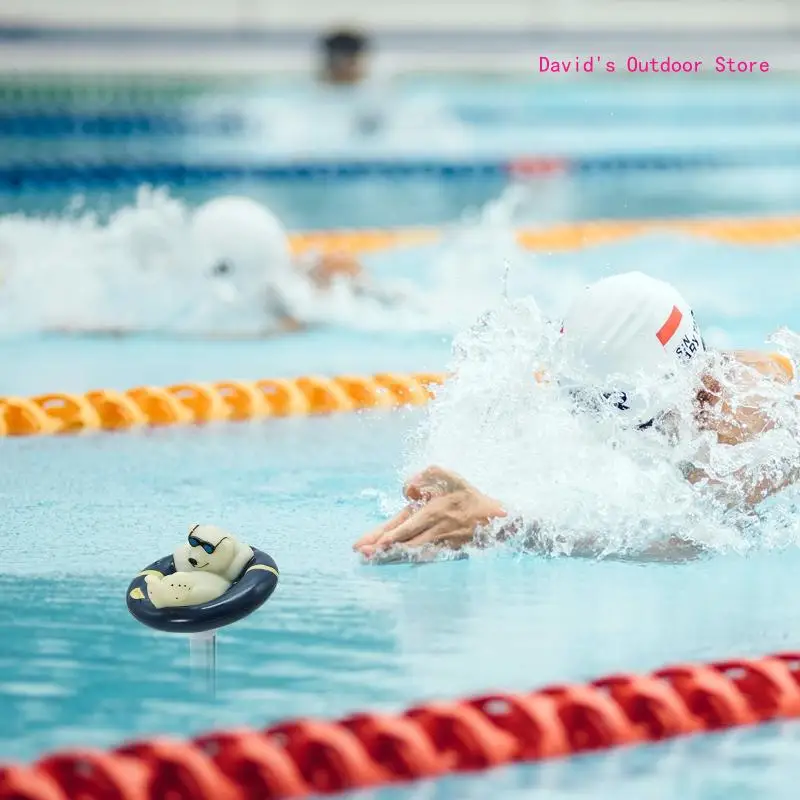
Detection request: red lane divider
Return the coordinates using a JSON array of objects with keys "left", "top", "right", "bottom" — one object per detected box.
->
[{"left": 3, "top": 652, "right": 800, "bottom": 799}]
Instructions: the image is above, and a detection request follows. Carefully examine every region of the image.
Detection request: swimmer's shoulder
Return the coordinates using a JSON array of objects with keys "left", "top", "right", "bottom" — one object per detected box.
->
[{"left": 726, "top": 350, "right": 794, "bottom": 384}]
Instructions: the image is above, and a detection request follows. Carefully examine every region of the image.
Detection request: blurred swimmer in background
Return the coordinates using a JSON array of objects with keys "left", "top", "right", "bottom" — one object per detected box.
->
[
  {"left": 314, "top": 28, "right": 386, "bottom": 137},
  {"left": 188, "top": 195, "right": 363, "bottom": 335},
  {"left": 354, "top": 272, "right": 800, "bottom": 561},
  {"left": 318, "top": 29, "right": 371, "bottom": 86},
  {"left": 44, "top": 194, "right": 412, "bottom": 338},
  {"left": 311, "top": 27, "right": 465, "bottom": 143}
]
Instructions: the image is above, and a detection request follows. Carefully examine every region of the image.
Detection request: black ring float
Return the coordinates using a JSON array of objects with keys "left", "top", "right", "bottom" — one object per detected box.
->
[{"left": 126, "top": 547, "right": 278, "bottom": 634}]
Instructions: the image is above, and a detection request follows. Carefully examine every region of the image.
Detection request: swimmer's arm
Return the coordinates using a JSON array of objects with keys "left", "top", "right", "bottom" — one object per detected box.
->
[
  {"left": 350, "top": 281, "right": 414, "bottom": 307},
  {"left": 298, "top": 252, "right": 411, "bottom": 307},
  {"left": 684, "top": 462, "right": 800, "bottom": 508}
]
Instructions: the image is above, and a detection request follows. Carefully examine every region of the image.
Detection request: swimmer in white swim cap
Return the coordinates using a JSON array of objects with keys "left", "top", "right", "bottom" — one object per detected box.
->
[
  {"left": 354, "top": 271, "right": 800, "bottom": 561},
  {"left": 50, "top": 194, "right": 400, "bottom": 337},
  {"left": 188, "top": 195, "right": 365, "bottom": 335},
  {"left": 557, "top": 271, "right": 706, "bottom": 429}
]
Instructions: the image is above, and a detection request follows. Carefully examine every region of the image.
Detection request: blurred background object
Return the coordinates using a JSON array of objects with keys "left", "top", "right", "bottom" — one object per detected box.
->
[
  {"left": 319, "top": 28, "right": 371, "bottom": 86},
  {"left": 1, "top": 0, "right": 799, "bottom": 227}
]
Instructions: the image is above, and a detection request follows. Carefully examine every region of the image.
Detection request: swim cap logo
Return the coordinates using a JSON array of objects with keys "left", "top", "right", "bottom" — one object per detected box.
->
[
  {"left": 675, "top": 332, "right": 702, "bottom": 362},
  {"left": 675, "top": 313, "right": 705, "bottom": 363},
  {"left": 656, "top": 306, "right": 683, "bottom": 346},
  {"left": 657, "top": 306, "right": 704, "bottom": 363}
]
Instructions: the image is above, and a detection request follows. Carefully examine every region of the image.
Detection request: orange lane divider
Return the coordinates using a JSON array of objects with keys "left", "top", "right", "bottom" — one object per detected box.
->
[
  {"left": 3, "top": 650, "right": 800, "bottom": 800},
  {"left": 0, "top": 373, "right": 448, "bottom": 437},
  {"left": 289, "top": 216, "right": 800, "bottom": 255}
]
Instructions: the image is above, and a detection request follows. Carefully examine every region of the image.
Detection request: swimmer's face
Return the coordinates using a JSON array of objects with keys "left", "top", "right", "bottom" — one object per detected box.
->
[
  {"left": 210, "top": 259, "right": 233, "bottom": 278},
  {"left": 692, "top": 372, "right": 739, "bottom": 439},
  {"left": 637, "top": 370, "right": 720, "bottom": 441},
  {"left": 201, "top": 246, "right": 271, "bottom": 301},
  {"left": 565, "top": 379, "right": 689, "bottom": 436},
  {"left": 324, "top": 53, "right": 366, "bottom": 84},
  {"left": 205, "top": 256, "right": 265, "bottom": 305}
]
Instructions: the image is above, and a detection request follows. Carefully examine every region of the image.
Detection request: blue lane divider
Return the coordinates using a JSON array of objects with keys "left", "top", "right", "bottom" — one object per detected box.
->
[
  {"left": 0, "top": 161, "right": 507, "bottom": 189},
  {"left": 0, "top": 152, "right": 797, "bottom": 190},
  {"left": 4, "top": 109, "right": 800, "bottom": 137},
  {"left": 0, "top": 113, "right": 247, "bottom": 137}
]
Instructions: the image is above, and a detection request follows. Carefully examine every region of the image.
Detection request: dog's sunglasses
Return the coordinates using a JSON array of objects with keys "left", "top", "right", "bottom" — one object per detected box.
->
[{"left": 188, "top": 534, "right": 225, "bottom": 555}]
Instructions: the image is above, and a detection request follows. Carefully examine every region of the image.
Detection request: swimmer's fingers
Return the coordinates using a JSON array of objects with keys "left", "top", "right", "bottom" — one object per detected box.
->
[
  {"left": 403, "top": 466, "right": 468, "bottom": 502},
  {"left": 352, "top": 505, "right": 414, "bottom": 551},
  {"left": 431, "top": 527, "right": 476, "bottom": 550},
  {"left": 364, "top": 542, "right": 460, "bottom": 565},
  {"left": 361, "top": 523, "right": 472, "bottom": 560},
  {"left": 360, "top": 526, "right": 448, "bottom": 559},
  {"left": 377, "top": 491, "right": 506, "bottom": 550},
  {"left": 372, "top": 502, "right": 453, "bottom": 548}
]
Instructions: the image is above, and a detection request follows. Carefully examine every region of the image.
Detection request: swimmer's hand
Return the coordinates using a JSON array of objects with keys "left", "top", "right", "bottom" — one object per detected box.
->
[
  {"left": 307, "top": 252, "right": 363, "bottom": 287},
  {"left": 353, "top": 466, "right": 507, "bottom": 559}
]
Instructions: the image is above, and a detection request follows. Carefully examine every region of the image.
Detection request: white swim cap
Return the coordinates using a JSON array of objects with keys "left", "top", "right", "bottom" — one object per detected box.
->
[
  {"left": 559, "top": 271, "right": 705, "bottom": 424},
  {"left": 190, "top": 196, "right": 292, "bottom": 294}
]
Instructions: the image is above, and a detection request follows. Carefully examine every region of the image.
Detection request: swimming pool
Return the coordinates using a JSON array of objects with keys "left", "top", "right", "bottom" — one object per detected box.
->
[
  {"left": 4, "top": 225, "right": 800, "bottom": 798},
  {"left": 4, "top": 69, "right": 800, "bottom": 796}
]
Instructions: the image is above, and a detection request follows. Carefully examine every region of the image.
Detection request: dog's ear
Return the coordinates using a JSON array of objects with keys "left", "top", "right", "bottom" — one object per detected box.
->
[{"left": 188, "top": 524, "right": 200, "bottom": 535}]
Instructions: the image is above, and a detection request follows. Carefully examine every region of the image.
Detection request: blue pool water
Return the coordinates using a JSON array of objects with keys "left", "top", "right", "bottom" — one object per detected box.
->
[
  {"left": 3, "top": 231, "right": 800, "bottom": 800},
  {"left": 7, "top": 164, "right": 800, "bottom": 229},
  {"left": 4, "top": 73, "right": 800, "bottom": 797},
  {"left": 4, "top": 76, "right": 800, "bottom": 225}
]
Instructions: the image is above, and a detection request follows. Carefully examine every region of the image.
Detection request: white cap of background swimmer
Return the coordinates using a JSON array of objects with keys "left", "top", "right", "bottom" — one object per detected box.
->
[
  {"left": 558, "top": 271, "right": 706, "bottom": 425},
  {"left": 190, "top": 196, "right": 293, "bottom": 297}
]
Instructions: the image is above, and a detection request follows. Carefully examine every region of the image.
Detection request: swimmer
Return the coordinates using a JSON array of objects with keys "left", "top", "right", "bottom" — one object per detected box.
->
[
  {"left": 51, "top": 195, "right": 405, "bottom": 337},
  {"left": 353, "top": 272, "right": 800, "bottom": 561},
  {"left": 319, "top": 29, "right": 371, "bottom": 86},
  {"left": 187, "top": 195, "right": 365, "bottom": 336}
]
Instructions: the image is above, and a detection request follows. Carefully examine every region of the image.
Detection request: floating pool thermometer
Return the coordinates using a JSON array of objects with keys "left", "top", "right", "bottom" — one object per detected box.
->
[{"left": 126, "top": 524, "right": 278, "bottom": 694}]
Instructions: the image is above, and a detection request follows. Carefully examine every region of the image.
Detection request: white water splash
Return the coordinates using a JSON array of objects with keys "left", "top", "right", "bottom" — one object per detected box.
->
[
  {"left": 400, "top": 296, "right": 800, "bottom": 558},
  {"left": 0, "top": 186, "right": 538, "bottom": 337}
]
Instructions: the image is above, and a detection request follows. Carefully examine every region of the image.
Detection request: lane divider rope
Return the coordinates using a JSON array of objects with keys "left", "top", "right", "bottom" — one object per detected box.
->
[
  {"left": 289, "top": 216, "right": 800, "bottom": 255},
  {"left": 0, "top": 373, "right": 447, "bottom": 437},
  {"left": 5, "top": 151, "right": 800, "bottom": 188},
  {"left": 2, "top": 650, "right": 800, "bottom": 799}
]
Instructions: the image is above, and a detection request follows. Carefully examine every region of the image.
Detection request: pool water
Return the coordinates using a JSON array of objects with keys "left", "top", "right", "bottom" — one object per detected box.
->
[
  {"left": 7, "top": 165, "right": 800, "bottom": 229},
  {"left": 4, "top": 75, "right": 800, "bottom": 226},
  {"left": 3, "top": 230, "right": 800, "bottom": 799},
  {"left": 4, "top": 74, "right": 800, "bottom": 797}
]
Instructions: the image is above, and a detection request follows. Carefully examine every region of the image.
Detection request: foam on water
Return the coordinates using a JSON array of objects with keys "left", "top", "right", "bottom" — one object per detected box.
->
[
  {"left": 0, "top": 185, "right": 538, "bottom": 336},
  {"left": 2, "top": 182, "right": 797, "bottom": 344},
  {"left": 398, "top": 297, "right": 800, "bottom": 560}
]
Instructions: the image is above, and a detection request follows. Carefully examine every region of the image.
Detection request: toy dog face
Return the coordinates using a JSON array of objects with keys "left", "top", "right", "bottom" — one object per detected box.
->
[{"left": 174, "top": 524, "right": 237, "bottom": 577}]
